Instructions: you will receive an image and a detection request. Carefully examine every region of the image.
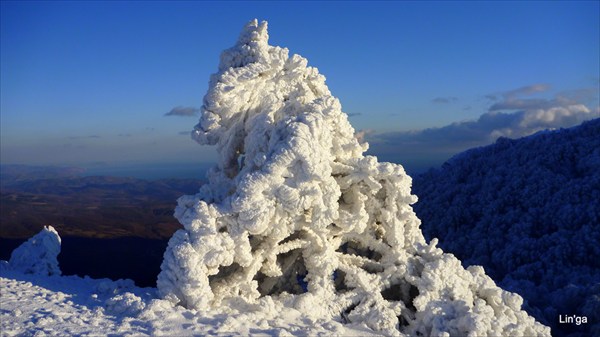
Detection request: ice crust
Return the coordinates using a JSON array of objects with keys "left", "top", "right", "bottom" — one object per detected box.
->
[
  {"left": 157, "top": 20, "right": 550, "bottom": 335},
  {"left": 8, "top": 225, "right": 62, "bottom": 276}
]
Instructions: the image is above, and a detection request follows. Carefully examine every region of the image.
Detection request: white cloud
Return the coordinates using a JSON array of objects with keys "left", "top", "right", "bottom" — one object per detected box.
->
[
  {"left": 165, "top": 106, "right": 200, "bottom": 117},
  {"left": 367, "top": 85, "right": 598, "bottom": 169},
  {"left": 504, "top": 84, "right": 550, "bottom": 99},
  {"left": 487, "top": 84, "right": 554, "bottom": 112}
]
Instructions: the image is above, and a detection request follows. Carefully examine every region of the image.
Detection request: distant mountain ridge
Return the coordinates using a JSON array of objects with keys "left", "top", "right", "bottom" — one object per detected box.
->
[
  {"left": 0, "top": 165, "right": 85, "bottom": 187},
  {"left": 3, "top": 174, "right": 202, "bottom": 197},
  {"left": 0, "top": 165, "right": 204, "bottom": 239},
  {"left": 412, "top": 118, "right": 600, "bottom": 337}
]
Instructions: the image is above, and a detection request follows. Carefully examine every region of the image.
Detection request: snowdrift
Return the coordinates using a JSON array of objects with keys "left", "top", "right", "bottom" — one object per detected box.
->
[
  {"left": 157, "top": 19, "right": 550, "bottom": 336},
  {"left": 413, "top": 118, "right": 600, "bottom": 337}
]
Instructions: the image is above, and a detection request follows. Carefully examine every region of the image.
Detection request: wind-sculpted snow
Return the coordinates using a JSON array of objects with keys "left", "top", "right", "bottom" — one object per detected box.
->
[
  {"left": 413, "top": 118, "right": 600, "bottom": 337},
  {"left": 158, "top": 19, "right": 550, "bottom": 336},
  {"left": 7, "top": 225, "right": 61, "bottom": 276}
]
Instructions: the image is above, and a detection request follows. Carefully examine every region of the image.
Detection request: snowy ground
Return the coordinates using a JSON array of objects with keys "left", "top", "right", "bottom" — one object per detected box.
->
[{"left": 1, "top": 266, "right": 381, "bottom": 336}]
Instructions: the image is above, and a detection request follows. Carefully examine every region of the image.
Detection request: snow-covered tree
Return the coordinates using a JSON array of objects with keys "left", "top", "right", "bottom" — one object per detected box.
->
[
  {"left": 158, "top": 19, "right": 549, "bottom": 336},
  {"left": 8, "top": 225, "right": 61, "bottom": 276}
]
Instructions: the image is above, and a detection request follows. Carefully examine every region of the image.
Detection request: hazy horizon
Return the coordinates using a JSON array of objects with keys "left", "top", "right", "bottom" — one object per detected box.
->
[{"left": 0, "top": 156, "right": 442, "bottom": 180}]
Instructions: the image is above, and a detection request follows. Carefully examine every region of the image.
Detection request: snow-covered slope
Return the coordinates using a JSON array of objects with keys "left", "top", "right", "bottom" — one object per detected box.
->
[
  {"left": 413, "top": 118, "right": 600, "bottom": 337},
  {"left": 1, "top": 20, "right": 551, "bottom": 336},
  {"left": 1, "top": 269, "right": 382, "bottom": 336}
]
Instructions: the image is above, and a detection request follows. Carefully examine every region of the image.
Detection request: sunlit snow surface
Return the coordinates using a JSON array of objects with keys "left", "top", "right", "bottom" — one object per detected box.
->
[
  {"left": 1, "top": 229, "right": 371, "bottom": 336},
  {"left": 1, "top": 268, "right": 378, "bottom": 336},
  {"left": 1, "top": 20, "right": 551, "bottom": 336}
]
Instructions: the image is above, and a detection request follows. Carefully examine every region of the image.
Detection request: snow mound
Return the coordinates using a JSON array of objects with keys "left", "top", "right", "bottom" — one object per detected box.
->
[
  {"left": 8, "top": 225, "right": 62, "bottom": 276},
  {"left": 413, "top": 118, "right": 600, "bottom": 337},
  {"left": 157, "top": 19, "right": 550, "bottom": 336}
]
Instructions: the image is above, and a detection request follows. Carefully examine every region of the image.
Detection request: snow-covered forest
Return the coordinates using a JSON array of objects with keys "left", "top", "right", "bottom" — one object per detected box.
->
[
  {"left": 413, "top": 118, "right": 600, "bottom": 337},
  {"left": 1, "top": 19, "right": 595, "bottom": 336}
]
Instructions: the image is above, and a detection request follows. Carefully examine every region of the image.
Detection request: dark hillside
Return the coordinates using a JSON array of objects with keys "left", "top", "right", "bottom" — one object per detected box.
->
[
  {"left": 412, "top": 118, "right": 600, "bottom": 337},
  {"left": 0, "top": 170, "right": 203, "bottom": 239}
]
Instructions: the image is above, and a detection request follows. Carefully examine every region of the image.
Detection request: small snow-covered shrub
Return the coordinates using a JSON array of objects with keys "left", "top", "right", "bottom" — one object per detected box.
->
[
  {"left": 8, "top": 225, "right": 61, "bottom": 276},
  {"left": 158, "top": 19, "right": 550, "bottom": 336},
  {"left": 413, "top": 118, "right": 600, "bottom": 337}
]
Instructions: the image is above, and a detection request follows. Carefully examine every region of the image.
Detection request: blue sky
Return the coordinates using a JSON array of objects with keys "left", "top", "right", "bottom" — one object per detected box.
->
[{"left": 1, "top": 1, "right": 599, "bottom": 174}]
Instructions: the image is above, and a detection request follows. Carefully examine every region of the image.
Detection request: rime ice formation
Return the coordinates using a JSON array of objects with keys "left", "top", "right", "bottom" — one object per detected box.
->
[
  {"left": 9, "top": 225, "right": 61, "bottom": 276},
  {"left": 158, "top": 20, "right": 550, "bottom": 336},
  {"left": 413, "top": 118, "right": 600, "bottom": 337}
]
